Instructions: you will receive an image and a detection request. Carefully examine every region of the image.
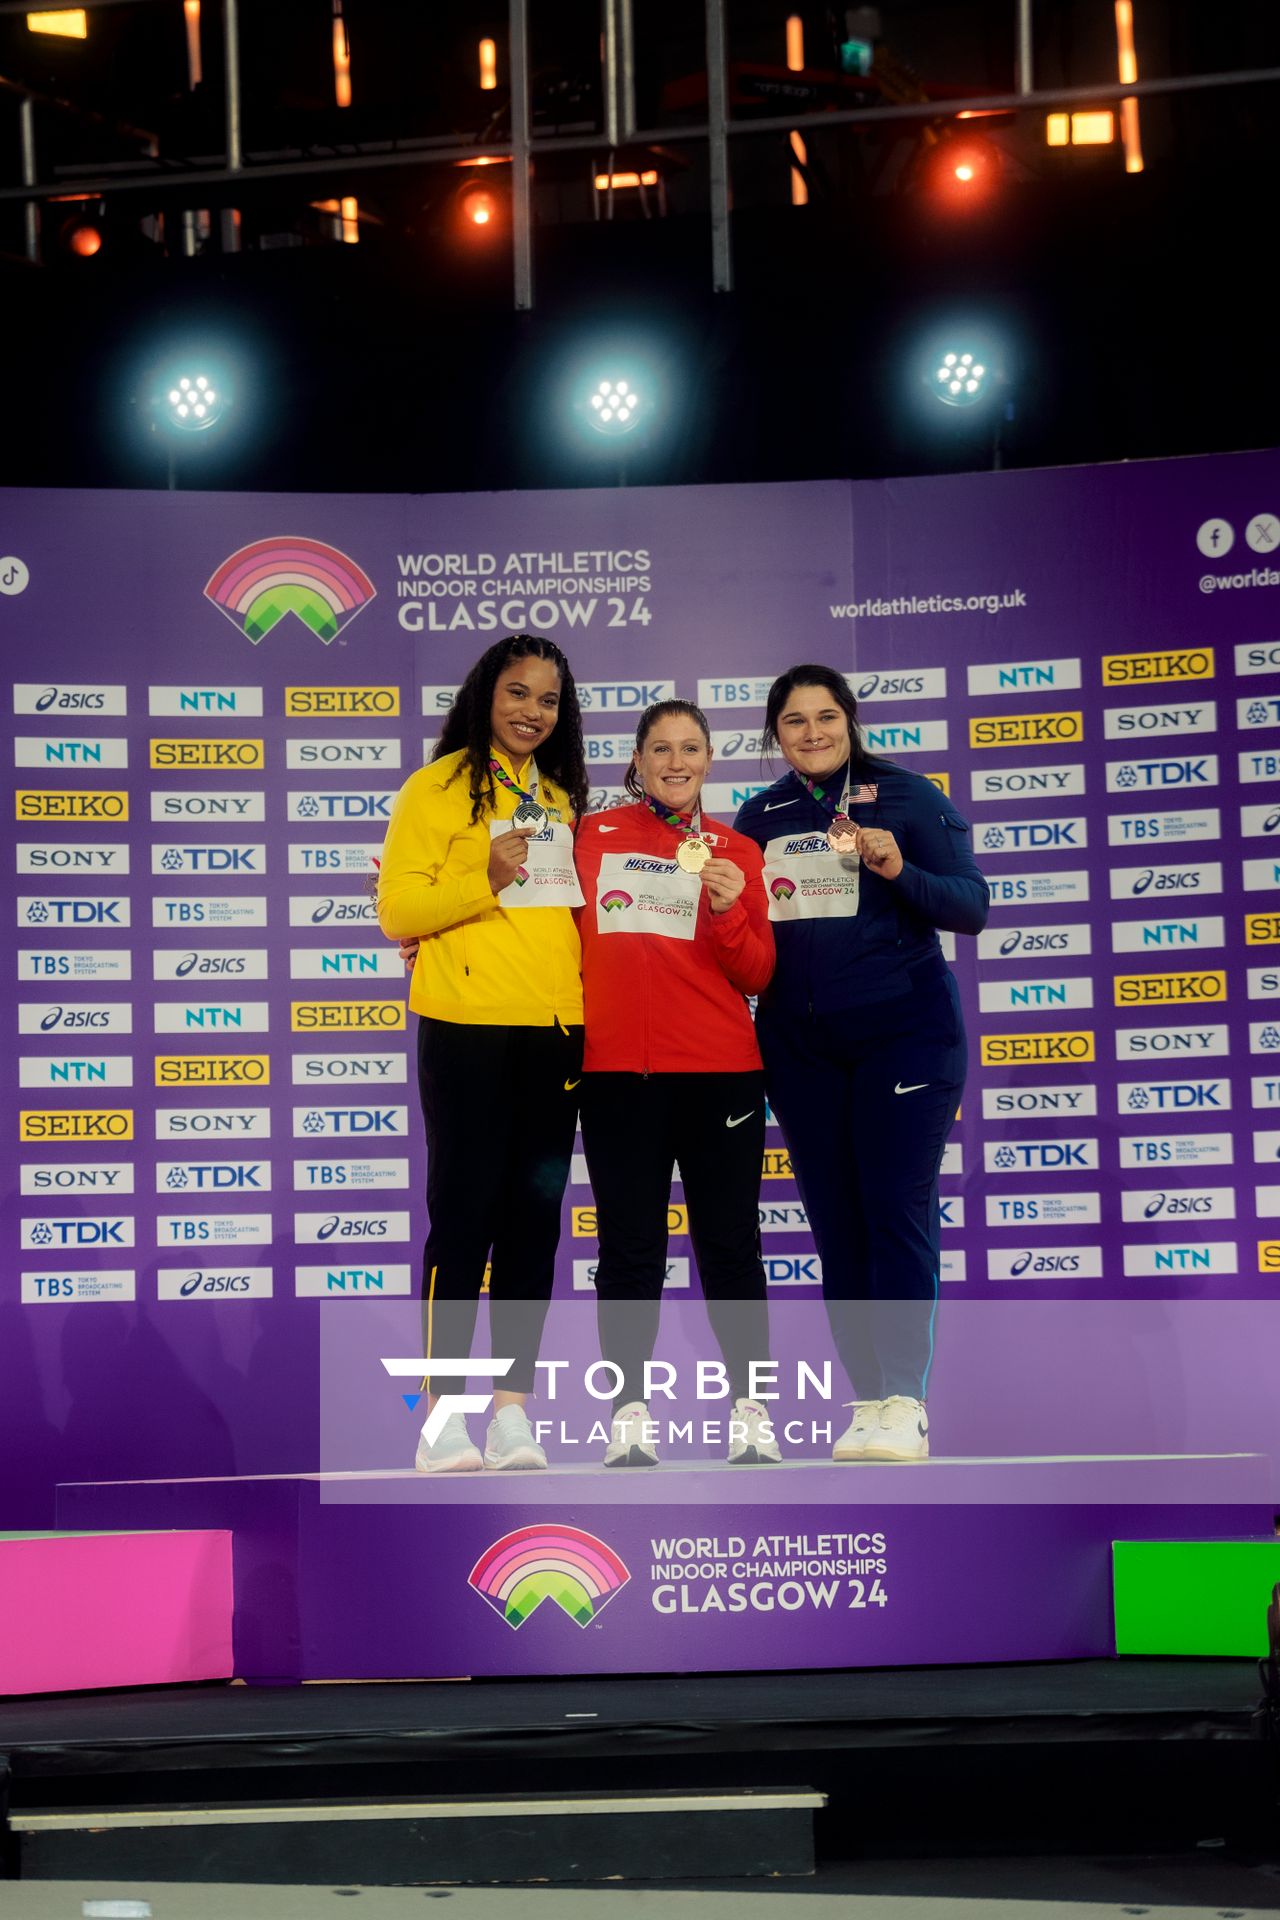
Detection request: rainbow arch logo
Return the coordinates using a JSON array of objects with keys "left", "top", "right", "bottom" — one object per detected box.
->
[
  {"left": 204, "top": 537, "right": 376, "bottom": 644},
  {"left": 468, "top": 1524, "right": 631, "bottom": 1630},
  {"left": 770, "top": 876, "right": 796, "bottom": 901},
  {"left": 599, "top": 889, "right": 633, "bottom": 912}
]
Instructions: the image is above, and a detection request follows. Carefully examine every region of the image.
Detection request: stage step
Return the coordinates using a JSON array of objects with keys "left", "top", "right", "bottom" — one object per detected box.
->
[
  {"left": 0, "top": 1530, "right": 233, "bottom": 1697},
  {"left": 1113, "top": 1536, "right": 1280, "bottom": 1655},
  {"left": 8, "top": 1786, "right": 825, "bottom": 1884}
]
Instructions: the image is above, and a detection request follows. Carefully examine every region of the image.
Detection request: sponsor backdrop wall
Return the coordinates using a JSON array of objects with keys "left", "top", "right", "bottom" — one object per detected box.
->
[{"left": 2, "top": 452, "right": 1280, "bottom": 1524}]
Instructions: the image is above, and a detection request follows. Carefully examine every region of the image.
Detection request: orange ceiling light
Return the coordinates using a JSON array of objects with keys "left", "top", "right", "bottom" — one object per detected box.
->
[
  {"left": 27, "top": 9, "right": 87, "bottom": 36},
  {"left": 1115, "top": 1, "right": 1144, "bottom": 172}
]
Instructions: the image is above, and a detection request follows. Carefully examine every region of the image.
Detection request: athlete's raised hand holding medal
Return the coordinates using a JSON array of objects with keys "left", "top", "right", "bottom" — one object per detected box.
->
[{"left": 853, "top": 825, "right": 903, "bottom": 879}]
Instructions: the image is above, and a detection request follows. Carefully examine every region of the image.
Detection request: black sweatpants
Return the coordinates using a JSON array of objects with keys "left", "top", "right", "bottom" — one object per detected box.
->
[
  {"left": 579, "top": 1070, "right": 771, "bottom": 1411},
  {"left": 756, "top": 960, "right": 966, "bottom": 1403},
  {"left": 417, "top": 1016, "right": 583, "bottom": 1394}
]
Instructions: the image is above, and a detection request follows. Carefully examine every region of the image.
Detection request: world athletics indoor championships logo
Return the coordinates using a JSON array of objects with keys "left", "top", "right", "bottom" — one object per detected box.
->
[
  {"left": 770, "top": 877, "right": 796, "bottom": 902},
  {"left": 599, "top": 889, "right": 633, "bottom": 912},
  {"left": 468, "top": 1524, "right": 631, "bottom": 1630},
  {"left": 204, "top": 536, "right": 376, "bottom": 644}
]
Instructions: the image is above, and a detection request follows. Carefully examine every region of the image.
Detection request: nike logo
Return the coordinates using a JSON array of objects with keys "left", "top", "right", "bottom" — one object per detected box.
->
[
  {"left": 763, "top": 799, "right": 798, "bottom": 812},
  {"left": 725, "top": 1111, "right": 755, "bottom": 1128},
  {"left": 598, "top": 825, "right": 618, "bottom": 833},
  {"left": 894, "top": 1081, "right": 928, "bottom": 1095},
  {"left": 564, "top": 1078, "right": 581, "bottom": 1091}
]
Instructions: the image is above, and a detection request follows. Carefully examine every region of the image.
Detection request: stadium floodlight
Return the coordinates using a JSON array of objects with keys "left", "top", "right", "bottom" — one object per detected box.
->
[
  {"left": 585, "top": 377, "right": 642, "bottom": 436},
  {"left": 932, "top": 350, "right": 988, "bottom": 409},
  {"left": 164, "top": 372, "right": 224, "bottom": 432}
]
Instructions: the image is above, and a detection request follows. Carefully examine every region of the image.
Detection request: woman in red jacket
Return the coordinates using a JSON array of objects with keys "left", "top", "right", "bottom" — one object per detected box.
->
[{"left": 575, "top": 699, "right": 780, "bottom": 1467}]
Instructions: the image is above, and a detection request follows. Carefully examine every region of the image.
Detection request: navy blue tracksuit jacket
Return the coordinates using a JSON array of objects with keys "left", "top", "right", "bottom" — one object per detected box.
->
[{"left": 736, "top": 760, "right": 989, "bottom": 1401}]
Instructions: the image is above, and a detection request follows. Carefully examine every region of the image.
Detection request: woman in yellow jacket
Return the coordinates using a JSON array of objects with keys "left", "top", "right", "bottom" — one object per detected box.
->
[{"left": 377, "top": 636, "right": 588, "bottom": 1474}]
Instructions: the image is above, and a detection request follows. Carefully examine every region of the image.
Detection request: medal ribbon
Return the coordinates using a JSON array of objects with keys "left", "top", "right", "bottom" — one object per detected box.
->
[
  {"left": 488, "top": 755, "right": 541, "bottom": 809},
  {"left": 642, "top": 792, "right": 702, "bottom": 837},
  {"left": 794, "top": 766, "right": 853, "bottom": 822}
]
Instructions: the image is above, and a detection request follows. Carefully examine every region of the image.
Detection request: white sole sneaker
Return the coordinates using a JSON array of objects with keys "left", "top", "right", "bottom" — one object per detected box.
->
[
  {"left": 832, "top": 1400, "right": 885, "bottom": 1462},
  {"left": 414, "top": 1439, "right": 483, "bottom": 1474},
  {"left": 860, "top": 1396, "right": 930, "bottom": 1463},
  {"left": 603, "top": 1401, "right": 659, "bottom": 1468}
]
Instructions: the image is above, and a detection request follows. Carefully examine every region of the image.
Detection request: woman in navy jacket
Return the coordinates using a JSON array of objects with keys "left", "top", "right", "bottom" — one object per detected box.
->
[{"left": 735, "top": 664, "right": 989, "bottom": 1462}]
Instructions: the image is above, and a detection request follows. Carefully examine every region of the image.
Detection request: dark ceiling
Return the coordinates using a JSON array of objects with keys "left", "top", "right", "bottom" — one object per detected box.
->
[{"left": 1, "top": 0, "right": 1277, "bottom": 496}]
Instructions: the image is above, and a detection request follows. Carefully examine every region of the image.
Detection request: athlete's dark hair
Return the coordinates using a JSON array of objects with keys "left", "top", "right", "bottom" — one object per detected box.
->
[
  {"left": 623, "top": 698, "right": 712, "bottom": 799},
  {"left": 433, "top": 635, "right": 589, "bottom": 823},
  {"left": 761, "top": 664, "right": 888, "bottom": 773}
]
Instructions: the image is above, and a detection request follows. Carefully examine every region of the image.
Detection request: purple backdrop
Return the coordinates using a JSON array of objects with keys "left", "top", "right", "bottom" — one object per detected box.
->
[{"left": 3, "top": 453, "right": 1280, "bottom": 1527}]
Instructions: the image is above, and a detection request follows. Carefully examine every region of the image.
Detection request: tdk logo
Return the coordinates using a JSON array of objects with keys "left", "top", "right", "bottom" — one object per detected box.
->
[
  {"left": 763, "top": 1255, "right": 822, "bottom": 1285},
  {"left": 1107, "top": 757, "right": 1217, "bottom": 791},
  {"left": 978, "top": 819, "right": 1084, "bottom": 851},
  {"left": 1120, "top": 1079, "right": 1229, "bottom": 1110},
  {"left": 290, "top": 792, "right": 393, "bottom": 820},
  {"left": 24, "top": 1216, "right": 132, "bottom": 1246},
  {"left": 22, "top": 897, "right": 127, "bottom": 926},
  {"left": 985, "top": 1140, "right": 1098, "bottom": 1171},
  {"left": 150, "top": 845, "right": 262, "bottom": 873}
]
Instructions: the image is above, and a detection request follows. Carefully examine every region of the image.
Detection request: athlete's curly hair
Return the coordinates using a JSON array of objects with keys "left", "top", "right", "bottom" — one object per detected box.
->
[{"left": 433, "top": 635, "right": 589, "bottom": 824}]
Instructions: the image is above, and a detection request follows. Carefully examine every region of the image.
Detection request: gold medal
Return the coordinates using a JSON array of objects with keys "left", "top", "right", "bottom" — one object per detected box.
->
[{"left": 676, "top": 834, "right": 711, "bottom": 873}]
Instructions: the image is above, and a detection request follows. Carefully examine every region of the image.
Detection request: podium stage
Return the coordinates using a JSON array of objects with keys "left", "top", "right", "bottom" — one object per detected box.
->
[{"left": 58, "top": 1451, "right": 1271, "bottom": 1683}]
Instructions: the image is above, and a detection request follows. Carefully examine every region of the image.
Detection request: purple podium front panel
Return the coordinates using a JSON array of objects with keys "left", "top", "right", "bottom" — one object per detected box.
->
[{"left": 58, "top": 1458, "right": 1270, "bottom": 1680}]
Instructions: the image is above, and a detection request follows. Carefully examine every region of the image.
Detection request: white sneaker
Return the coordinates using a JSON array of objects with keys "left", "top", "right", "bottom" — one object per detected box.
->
[
  {"left": 483, "top": 1404, "right": 547, "bottom": 1471},
  {"left": 832, "top": 1400, "right": 884, "bottom": 1462},
  {"left": 603, "top": 1400, "right": 659, "bottom": 1468},
  {"left": 415, "top": 1410, "right": 483, "bottom": 1474},
  {"left": 728, "top": 1398, "right": 782, "bottom": 1464},
  {"left": 862, "top": 1395, "right": 929, "bottom": 1463}
]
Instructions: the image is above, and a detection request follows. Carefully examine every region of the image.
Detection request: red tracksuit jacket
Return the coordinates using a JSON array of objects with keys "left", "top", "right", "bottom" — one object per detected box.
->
[{"left": 574, "top": 802, "right": 775, "bottom": 1074}]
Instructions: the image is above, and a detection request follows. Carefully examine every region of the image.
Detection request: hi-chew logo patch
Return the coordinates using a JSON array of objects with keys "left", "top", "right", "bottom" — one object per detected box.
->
[
  {"left": 468, "top": 1525, "right": 631, "bottom": 1629},
  {"left": 205, "top": 538, "right": 376, "bottom": 643}
]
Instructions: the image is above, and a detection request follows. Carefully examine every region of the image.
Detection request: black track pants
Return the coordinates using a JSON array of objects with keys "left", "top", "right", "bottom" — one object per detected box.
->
[
  {"left": 579, "top": 1070, "right": 771, "bottom": 1411},
  {"left": 417, "top": 1016, "right": 582, "bottom": 1394}
]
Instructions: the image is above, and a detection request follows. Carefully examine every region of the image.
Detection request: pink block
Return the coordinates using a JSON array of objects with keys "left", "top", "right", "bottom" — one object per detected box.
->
[{"left": 0, "top": 1530, "right": 234, "bottom": 1696}]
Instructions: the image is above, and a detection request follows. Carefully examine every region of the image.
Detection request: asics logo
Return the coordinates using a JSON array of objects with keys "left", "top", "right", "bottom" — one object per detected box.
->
[{"left": 725, "top": 1111, "right": 755, "bottom": 1128}]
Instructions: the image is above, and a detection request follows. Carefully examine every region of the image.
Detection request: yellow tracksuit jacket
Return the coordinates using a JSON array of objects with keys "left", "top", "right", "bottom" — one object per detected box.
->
[{"left": 376, "top": 747, "right": 583, "bottom": 1027}]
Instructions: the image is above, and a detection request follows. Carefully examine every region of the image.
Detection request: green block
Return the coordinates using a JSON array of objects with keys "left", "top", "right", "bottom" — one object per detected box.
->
[{"left": 1113, "top": 1538, "right": 1280, "bottom": 1655}]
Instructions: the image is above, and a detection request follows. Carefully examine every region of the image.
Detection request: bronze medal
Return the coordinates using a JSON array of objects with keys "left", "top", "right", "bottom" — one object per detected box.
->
[{"left": 827, "top": 814, "right": 858, "bottom": 854}]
